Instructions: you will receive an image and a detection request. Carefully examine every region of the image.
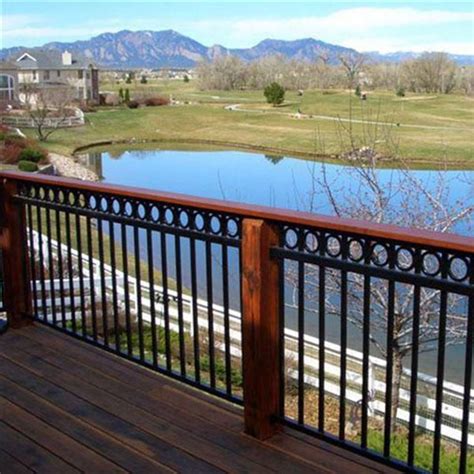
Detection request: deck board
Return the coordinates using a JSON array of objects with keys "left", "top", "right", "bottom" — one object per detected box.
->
[{"left": 0, "top": 325, "right": 396, "bottom": 473}]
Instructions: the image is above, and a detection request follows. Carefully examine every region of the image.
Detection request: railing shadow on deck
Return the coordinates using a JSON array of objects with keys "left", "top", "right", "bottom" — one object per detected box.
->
[{"left": 0, "top": 170, "right": 472, "bottom": 474}]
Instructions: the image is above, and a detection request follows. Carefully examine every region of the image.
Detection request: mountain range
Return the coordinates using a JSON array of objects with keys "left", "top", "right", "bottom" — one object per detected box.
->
[{"left": 1, "top": 29, "right": 472, "bottom": 68}]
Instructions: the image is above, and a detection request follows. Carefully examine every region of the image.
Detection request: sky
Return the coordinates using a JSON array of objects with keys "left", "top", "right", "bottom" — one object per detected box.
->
[{"left": 1, "top": 1, "right": 473, "bottom": 55}]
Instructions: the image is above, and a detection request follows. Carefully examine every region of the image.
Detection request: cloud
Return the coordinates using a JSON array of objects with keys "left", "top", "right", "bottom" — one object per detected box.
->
[{"left": 1, "top": 7, "right": 472, "bottom": 55}]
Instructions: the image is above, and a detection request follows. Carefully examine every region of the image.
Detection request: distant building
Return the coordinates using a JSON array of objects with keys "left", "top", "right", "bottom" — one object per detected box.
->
[
  {"left": 0, "top": 61, "right": 19, "bottom": 106},
  {"left": 0, "top": 49, "right": 99, "bottom": 105}
]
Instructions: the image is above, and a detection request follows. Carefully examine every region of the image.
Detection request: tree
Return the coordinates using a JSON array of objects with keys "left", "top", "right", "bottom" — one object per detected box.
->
[
  {"left": 124, "top": 88, "right": 130, "bottom": 103},
  {"left": 288, "top": 113, "right": 473, "bottom": 431},
  {"left": 264, "top": 82, "right": 285, "bottom": 106},
  {"left": 401, "top": 53, "right": 457, "bottom": 94},
  {"left": 118, "top": 88, "right": 124, "bottom": 102},
  {"left": 140, "top": 75, "right": 147, "bottom": 84},
  {"left": 20, "top": 83, "right": 76, "bottom": 142},
  {"left": 355, "top": 84, "right": 362, "bottom": 97},
  {"left": 183, "top": 74, "right": 190, "bottom": 83},
  {"left": 339, "top": 53, "right": 367, "bottom": 90}
]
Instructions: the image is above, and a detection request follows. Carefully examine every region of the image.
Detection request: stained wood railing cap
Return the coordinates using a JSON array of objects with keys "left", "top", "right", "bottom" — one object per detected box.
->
[{"left": 0, "top": 170, "right": 472, "bottom": 254}]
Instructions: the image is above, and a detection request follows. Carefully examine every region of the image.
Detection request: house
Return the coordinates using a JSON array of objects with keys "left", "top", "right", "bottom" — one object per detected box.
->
[
  {"left": 0, "top": 49, "right": 99, "bottom": 104},
  {"left": 0, "top": 61, "right": 19, "bottom": 106}
]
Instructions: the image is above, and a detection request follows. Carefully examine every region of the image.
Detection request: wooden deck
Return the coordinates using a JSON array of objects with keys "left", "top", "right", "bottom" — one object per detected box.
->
[{"left": 0, "top": 324, "right": 396, "bottom": 473}]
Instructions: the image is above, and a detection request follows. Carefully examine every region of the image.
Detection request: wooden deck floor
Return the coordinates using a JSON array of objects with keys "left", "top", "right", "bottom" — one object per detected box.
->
[{"left": 0, "top": 324, "right": 396, "bottom": 473}]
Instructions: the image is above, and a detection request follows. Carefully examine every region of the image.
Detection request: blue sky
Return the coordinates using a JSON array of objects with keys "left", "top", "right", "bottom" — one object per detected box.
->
[{"left": 2, "top": 1, "right": 473, "bottom": 54}]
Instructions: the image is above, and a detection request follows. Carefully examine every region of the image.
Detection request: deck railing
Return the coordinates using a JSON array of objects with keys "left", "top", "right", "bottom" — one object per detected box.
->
[{"left": 0, "top": 170, "right": 472, "bottom": 473}]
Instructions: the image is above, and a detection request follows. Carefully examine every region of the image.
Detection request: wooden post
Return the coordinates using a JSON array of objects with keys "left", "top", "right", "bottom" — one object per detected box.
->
[
  {"left": 1, "top": 178, "right": 32, "bottom": 328},
  {"left": 241, "top": 218, "right": 281, "bottom": 440}
]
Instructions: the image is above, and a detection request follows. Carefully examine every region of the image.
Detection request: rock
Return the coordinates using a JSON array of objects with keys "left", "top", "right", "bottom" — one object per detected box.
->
[{"left": 48, "top": 153, "right": 99, "bottom": 181}]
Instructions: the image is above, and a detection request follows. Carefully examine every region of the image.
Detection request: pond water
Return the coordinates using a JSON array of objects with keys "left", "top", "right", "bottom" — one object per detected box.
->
[
  {"left": 80, "top": 147, "right": 473, "bottom": 236},
  {"left": 78, "top": 146, "right": 473, "bottom": 383}
]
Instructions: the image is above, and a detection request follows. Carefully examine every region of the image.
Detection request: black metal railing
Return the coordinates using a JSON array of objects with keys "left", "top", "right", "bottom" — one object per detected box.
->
[
  {"left": 272, "top": 224, "right": 473, "bottom": 473},
  {"left": 17, "top": 180, "right": 244, "bottom": 404},
  {"left": 0, "top": 171, "right": 472, "bottom": 474}
]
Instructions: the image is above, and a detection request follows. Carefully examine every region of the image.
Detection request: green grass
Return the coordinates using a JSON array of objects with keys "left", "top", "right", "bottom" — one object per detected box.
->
[{"left": 31, "top": 79, "right": 474, "bottom": 168}]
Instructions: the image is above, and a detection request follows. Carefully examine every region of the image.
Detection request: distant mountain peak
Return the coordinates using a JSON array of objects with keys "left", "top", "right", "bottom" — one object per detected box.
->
[{"left": 1, "top": 29, "right": 472, "bottom": 68}]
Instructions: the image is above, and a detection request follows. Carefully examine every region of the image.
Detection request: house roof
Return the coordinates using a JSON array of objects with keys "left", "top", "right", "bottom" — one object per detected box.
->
[
  {"left": 0, "top": 60, "right": 19, "bottom": 71},
  {"left": 12, "top": 49, "right": 96, "bottom": 70}
]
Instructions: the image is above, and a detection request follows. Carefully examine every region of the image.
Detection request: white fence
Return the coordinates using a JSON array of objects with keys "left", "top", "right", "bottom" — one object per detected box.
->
[
  {"left": 30, "top": 230, "right": 473, "bottom": 446},
  {"left": 0, "top": 113, "right": 84, "bottom": 128}
]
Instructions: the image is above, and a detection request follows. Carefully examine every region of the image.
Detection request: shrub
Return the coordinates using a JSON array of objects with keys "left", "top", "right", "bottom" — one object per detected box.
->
[
  {"left": 19, "top": 148, "right": 46, "bottom": 163},
  {"left": 183, "top": 74, "right": 189, "bottom": 83},
  {"left": 140, "top": 75, "right": 147, "bottom": 84},
  {"left": 355, "top": 84, "right": 362, "bottom": 97},
  {"left": 124, "top": 88, "right": 130, "bottom": 103},
  {"left": 125, "top": 76, "right": 132, "bottom": 84},
  {"left": 127, "top": 100, "right": 140, "bottom": 109},
  {"left": 396, "top": 85, "right": 406, "bottom": 97},
  {"left": 0, "top": 144, "right": 23, "bottom": 164},
  {"left": 144, "top": 96, "right": 170, "bottom": 107},
  {"left": 18, "top": 160, "right": 39, "bottom": 172},
  {"left": 264, "top": 82, "right": 285, "bottom": 106}
]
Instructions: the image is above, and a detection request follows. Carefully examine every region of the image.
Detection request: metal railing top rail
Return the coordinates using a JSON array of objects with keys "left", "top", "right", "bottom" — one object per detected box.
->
[{"left": 1, "top": 170, "right": 473, "bottom": 254}]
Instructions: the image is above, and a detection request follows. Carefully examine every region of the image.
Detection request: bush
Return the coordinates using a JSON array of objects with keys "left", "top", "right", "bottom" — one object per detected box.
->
[
  {"left": 396, "top": 85, "right": 406, "bottom": 97},
  {"left": 355, "top": 84, "right": 362, "bottom": 97},
  {"left": 0, "top": 144, "right": 23, "bottom": 164},
  {"left": 140, "top": 75, "right": 147, "bottom": 84},
  {"left": 19, "top": 148, "right": 46, "bottom": 163},
  {"left": 18, "top": 160, "right": 39, "bottom": 172},
  {"left": 125, "top": 76, "right": 132, "bottom": 84},
  {"left": 127, "top": 100, "right": 140, "bottom": 109},
  {"left": 183, "top": 74, "right": 189, "bottom": 83},
  {"left": 264, "top": 82, "right": 285, "bottom": 106},
  {"left": 144, "top": 96, "right": 170, "bottom": 107},
  {"left": 124, "top": 88, "right": 130, "bottom": 103}
]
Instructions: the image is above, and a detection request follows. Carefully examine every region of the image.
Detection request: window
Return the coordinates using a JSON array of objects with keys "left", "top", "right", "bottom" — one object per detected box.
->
[
  {"left": 57, "top": 70, "right": 61, "bottom": 77},
  {"left": 78, "top": 70, "right": 84, "bottom": 79},
  {"left": 32, "top": 70, "right": 37, "bottom": 80},
  {"left": 44, "top": 70, "right": 50, "bottom": 80},
  {"left": 0, "top": 75, "right": 15, "bottom": 101}
]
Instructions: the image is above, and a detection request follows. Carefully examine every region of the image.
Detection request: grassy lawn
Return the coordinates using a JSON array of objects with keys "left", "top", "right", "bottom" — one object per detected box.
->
[{"left": 33, "top": 79, "right": 474, "bottom": 168}]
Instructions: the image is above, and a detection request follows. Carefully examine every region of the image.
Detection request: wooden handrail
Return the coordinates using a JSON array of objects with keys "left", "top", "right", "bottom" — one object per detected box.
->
[{"left": 1, "top": 170, "right": 472, "bottom": 254}]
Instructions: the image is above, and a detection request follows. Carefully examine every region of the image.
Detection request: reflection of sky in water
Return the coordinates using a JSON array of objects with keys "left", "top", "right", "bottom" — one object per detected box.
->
[
  {"left": 81, "top": 148, "right": 473, "bottom": 382},
  {"left": 85, "top": 148, "right": 473, "bottom": 236}
]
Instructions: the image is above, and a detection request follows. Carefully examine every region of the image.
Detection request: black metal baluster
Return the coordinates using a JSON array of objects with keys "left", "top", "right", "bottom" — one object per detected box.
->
[
  {"left": 297, "top": 259, "right": 305, "bottom": 425},
  {"left": 339, "top": 236, "right": 348, "bottom": 441},
  {"left": 160, "top": 232, "right": 172, "bottom": 372},
  {"left": 318, "top": 263, "right": 326, "bottom": 432},
  {"left": 206, "top": 239, "right": 216, "bottom": 388},
  {"left": 361, "top": 268, "right": 371, "bottom": 449},
  {"left": 279, "top": 255, "right": 286, "bottom": 419},
  {"left": 36, "top": 205, "right": 48, "bottom": 321},
  {"left": 222, "top": 243, "right": 232, "bottom": 396},
  {"left": 433, "top": 286, "right": 448, "bottom": 474},
  {"left": 75, "top": 213, "right": 86, "bottom": 336},
  {"left": 55, "top": 209, "right": 66, "bottom": 327},
  {"left": 45, "top": 206, "right": 57, "bottom": 325},
  {"left": 175, "top": 233, "right": 186, "bottom": 376},
  {"left": 133, "top": 225, "right": 144, "bottom": 361},
  {"left": 97, "top": 217, "right": 108, "bottom": 346},
  {"left": 64, "top": 212, "right": 76, "bottom": 332},
  {"left": 407, "top": 283, "right": 421, "bottom": 466},
  {"left": 459, "top": 290, "right": 473, "bottom": 474},
  {"left": 190, "top": 237, "right": 200, "bottom": 383},
  {"left": 109, "top": 221, "right": 120, "bottom": 351},
  {"left": 121, "top": 224, "right": 132, "bottom": 355},
  {"left": 160, "top": 231, "right": 172, "bottom": 371},
  {"left": 146, "top": 228, "right": 158, "bottom": 368},
  {"left": 384, "top": 279, "right": 395, "bottom": 458},
  {"left": 86, "top": 215, "right": 97, "bottom": 341},
  {"left": 26, "top": 204, "right": 38, "bottom": 319}
]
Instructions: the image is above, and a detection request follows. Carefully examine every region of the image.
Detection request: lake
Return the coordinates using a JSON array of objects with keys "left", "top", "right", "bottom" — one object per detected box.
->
[{"left": 78, "top": 146, "right": 473, "bottom": 383}]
